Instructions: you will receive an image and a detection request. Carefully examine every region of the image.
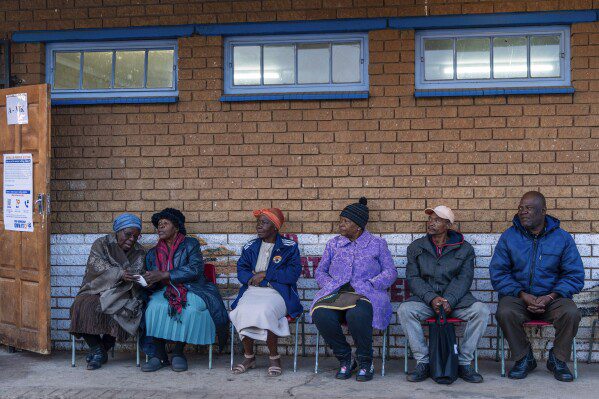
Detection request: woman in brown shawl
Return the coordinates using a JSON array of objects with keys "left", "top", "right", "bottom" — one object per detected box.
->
[{"left": 69, "top": 213, "right": 146, "bottom": 370}]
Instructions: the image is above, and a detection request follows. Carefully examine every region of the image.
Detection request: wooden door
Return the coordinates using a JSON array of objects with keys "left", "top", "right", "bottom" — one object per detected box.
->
[{"left": 0, "top": 84, "right": 51, "bottom": 354}]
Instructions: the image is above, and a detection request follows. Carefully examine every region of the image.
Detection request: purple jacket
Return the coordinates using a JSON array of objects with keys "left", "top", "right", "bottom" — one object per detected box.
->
[{"left": 310, "top": 231, "right": 398, "bottom": 330}]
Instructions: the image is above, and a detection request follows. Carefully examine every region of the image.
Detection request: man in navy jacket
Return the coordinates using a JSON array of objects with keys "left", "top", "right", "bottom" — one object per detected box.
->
[{"left": 490, "top": 191, "right": 584, "bottom": 382}]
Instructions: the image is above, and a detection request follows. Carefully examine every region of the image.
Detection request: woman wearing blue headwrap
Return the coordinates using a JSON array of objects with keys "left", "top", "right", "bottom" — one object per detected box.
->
[{"left": 69, "top": 213, "right": 146, "bottom": 370}]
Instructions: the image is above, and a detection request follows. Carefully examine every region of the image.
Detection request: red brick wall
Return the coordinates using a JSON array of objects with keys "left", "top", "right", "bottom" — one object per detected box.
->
[{"left": 2, "top": 0, "right": 598, "bottom": 235}]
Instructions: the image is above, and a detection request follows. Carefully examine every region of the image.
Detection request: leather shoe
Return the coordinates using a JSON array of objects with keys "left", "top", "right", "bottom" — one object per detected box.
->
[
  {"left": 335, "top": 359, "right": 357, "bottom": 380},
  {"left": 86, "top": 346, "right": 107, "bottom": 370},
  {"left": 407, "top": 362, "right": 430, "bottom": 382},
  {"left": 458, "top": 364, "right": 483, "bottom": 383},
  {"left": 141, "top": 356, "right": 170, "bottom": 372},
  {"left": 171, "top": 354, "right": 188, "bottom": 372},
  {"left": 547, "top": 349, "right": 574, "bottom": 382},
  {"left": 508, "top": 349, "right": 537, "bottom": 379}
]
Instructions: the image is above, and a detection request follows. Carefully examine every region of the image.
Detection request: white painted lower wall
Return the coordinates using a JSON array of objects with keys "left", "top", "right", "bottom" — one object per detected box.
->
[{"left": 50, "top": 233, "right": 599, "bottom": 362}]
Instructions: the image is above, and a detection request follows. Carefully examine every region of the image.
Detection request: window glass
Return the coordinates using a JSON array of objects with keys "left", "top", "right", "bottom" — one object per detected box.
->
[
  {"left": 424, "top": 39, "right": 453, "bottom": 81},
  {"left": 298, "top": 43, "right": 330, "bottom": 84},
  {"left": 263, "top": 45, "right": 295, "bottom": 85},
  {"left": 82, "top": 51, "right": 112, "bottom": 89},
  {"left": 332, "top": 42, "right": 361, "bottom": 83},
  {"left": 54, "top": 52, "right": 81, "bottom": 89},
  {"left": 115, "top": 50, "right": 145, "bottom": 88},
  {"left": 147, "top": 49, "right": 174, "bottom": 88},
  {"left": 456, "top": 38, "right": 490, "bottom": 80},
  {"left": 493, "top": 36, "right": 527, "bottom": 79},
  {"left": 530, "top": 35, "right": 561, "bottom": 78},
  {"left": 233, "top": 45, "right": 261, "bottom": 86}
]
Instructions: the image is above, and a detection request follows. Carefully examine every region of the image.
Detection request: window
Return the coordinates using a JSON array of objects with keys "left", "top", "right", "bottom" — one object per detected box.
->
[
  {"left": 415, "top": 26, "right": 570, "bottom": 91},
  {"left": 46, "top": 40, "right": 177, "bottom": 103},
  {"left": 224, "top": 33, "right": 368, "bottom": 95}
]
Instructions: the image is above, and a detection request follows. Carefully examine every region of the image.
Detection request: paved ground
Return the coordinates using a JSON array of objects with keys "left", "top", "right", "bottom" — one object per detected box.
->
[{"left": 0, "top": 347, "right": 597, "bottom": 399}]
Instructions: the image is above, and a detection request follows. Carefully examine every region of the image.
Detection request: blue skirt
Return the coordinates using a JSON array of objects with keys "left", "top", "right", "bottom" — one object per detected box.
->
[{"left": 145, "top": 288, "right": 215, "bottom": 345}]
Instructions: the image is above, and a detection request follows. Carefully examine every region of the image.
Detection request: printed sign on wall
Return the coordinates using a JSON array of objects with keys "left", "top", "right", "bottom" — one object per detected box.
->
[{"left": 3, "top": 154, "right": 34, "bottom": 232}]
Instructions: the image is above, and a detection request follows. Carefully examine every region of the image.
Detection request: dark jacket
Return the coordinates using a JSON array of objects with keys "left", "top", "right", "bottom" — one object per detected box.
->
[
  {"left": 231, "top": 234, "right": 303, "bottom": 319},
  {"left": 405, "top": 230, "right": 477, "bottom": 310},
  {"left": 146, "top": 236, "right": 229, "bottom": 349},
  {"left": 489, "top": 215, "right": 584, "bottom": 299}
]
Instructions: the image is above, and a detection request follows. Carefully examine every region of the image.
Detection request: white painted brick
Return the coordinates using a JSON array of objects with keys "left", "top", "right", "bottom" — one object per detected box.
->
[
  {"left": 475, "top": 257, "right": 491, "bottom": 267},
  {"left": 463, "top": 234, "right": 500, "bottom": 244},
  {"left": 382, "top": 234, "right": 413, "bottom": 244},
  {"left": 472, "top": 245, "right": 492, "bottom": 257},
  {"left": 50, "top": 265, "right": 85, "bottom": 277},
  {"left": 592, "top": 245, "right": 599, "bottom": 257},
  {"left": 228, "top": 234, "right": 256, "bottom": 244},
  {"left": 51, "top": 255, "right": 87, "bottom": 266},
  {"left": 50, "top": 244, "right": 91, "bottom": 255},
  {"left": 296, "top": 234, "right": 319, "bottom": 244},
  {"left": 582, "top": 257, "right": 599, "bottom": 267},
  {"left": 138, "top": 234, "right": 159, "bottom": 246},
  {"left": 51, "top": 276, "right": 82, "bottom": 287},
  {"left": 576, "top": 245, "right": 592, "bottom": 257},
  {"left": 575, "top": 234, "right": 599, "bottom": 245},
  {"left": 51, "top": 235, "right": 86, "bottom": 244},
  {"left": 197, "top": 234, "right": 228, "bottom": 245},
  {"left": 84, "top": 234, "right": 105, "bottom": 244},
  {"left": 301, "top": 244, "right": 325, "bottom": 256},
  {"left": 51, "top": 287, "right": 71, "bottom": 297},
  {"left": 318, "top": 234, "right": 337, "bottom": 244}
]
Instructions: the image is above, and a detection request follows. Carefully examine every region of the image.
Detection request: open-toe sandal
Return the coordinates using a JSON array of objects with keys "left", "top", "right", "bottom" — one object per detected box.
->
[
  {"left": 267, "top": 355, "right": 282, "bottom": 377},
  {"left": 232, "top": 354, "right": 256, "bottom": 374}
]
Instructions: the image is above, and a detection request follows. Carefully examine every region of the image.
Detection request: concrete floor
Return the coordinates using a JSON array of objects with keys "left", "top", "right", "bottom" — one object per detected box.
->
[{"left": 0, "top": 348, "right": 597, "bottom": 399}]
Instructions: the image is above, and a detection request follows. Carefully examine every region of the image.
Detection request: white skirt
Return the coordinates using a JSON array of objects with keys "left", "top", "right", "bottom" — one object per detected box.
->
[{"left": 229, "top": 286, "right": 290, "bottom": 341}]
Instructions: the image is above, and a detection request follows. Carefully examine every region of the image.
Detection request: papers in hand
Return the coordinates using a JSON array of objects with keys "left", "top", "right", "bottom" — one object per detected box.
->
[{"left": 134, "top": 275, "right": 148, "bottom": 287}]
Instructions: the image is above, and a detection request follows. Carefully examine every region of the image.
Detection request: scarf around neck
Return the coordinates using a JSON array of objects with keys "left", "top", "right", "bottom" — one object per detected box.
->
[{"left": 156, "top": 232, "right": 187, "bottom": 319}]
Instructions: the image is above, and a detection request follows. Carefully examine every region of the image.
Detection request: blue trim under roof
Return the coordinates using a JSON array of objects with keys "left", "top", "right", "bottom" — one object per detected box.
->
[
  {"left": 389, "top": 10, "right": 598, "bottom": 30},
  {"left": 220, "top": 92, "right": 369, "bottom": 102},
  {"left": 196, "top": 18, "right": 387, "bottom": 36},
  {"left": 12, "top": 25, "right": 194, "bottom": 43},
  {"left": 52, "top": 97, "right": 178, "bottom": 106},
  {"left": 415, "top": 87, "right": 575, "bottom": 98}
]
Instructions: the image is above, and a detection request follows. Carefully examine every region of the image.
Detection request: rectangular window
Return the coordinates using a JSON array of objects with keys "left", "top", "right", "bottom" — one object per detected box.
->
[
  {"left": 224, "top": 33, "right": 368, "bottom": 95},
  {"left": 415, "top": 26, "right": 570, "bottom": 91},
  {"left": 46, "top": 40, "right": 177, "bottom": 103}
]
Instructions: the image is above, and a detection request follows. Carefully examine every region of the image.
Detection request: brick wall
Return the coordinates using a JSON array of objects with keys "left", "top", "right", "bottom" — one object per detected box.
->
[
  {"left": 51, "top": 233, "right": 599, "bottom": 362},
  {"left": 0, "top": 0, "right": 597, "bottom": 235}
]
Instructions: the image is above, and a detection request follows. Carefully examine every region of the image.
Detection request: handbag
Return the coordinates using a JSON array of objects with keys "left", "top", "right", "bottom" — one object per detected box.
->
[{"left": 428, "top": 307, "right": 459, "bottom": 384}]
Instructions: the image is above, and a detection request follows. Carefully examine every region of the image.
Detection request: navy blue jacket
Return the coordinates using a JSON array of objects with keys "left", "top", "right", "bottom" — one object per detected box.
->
[
  {"left": 489, "top": 215, "right": 584, "bottom": 299},
  {"left": 231, "top": 234, "right": 303, "bottom": 319}
]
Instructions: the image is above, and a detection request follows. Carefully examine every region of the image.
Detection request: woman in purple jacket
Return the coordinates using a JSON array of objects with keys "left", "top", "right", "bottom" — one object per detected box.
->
[{"left": 310, "top": 198, "right": 397, "bottom": 382}]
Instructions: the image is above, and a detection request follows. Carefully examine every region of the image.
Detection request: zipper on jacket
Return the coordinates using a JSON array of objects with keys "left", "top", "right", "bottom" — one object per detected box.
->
[{"left": 528, "top": 238, "right": 538, "bottom": 291}]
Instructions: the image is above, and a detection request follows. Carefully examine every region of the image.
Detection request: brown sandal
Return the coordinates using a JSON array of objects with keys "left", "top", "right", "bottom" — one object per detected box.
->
[
  {"left": 232, "top": 354, "right": 256, "bottom": 374},
  {"left": 267, "top": 355, "right": 282, "bottom": 377}
]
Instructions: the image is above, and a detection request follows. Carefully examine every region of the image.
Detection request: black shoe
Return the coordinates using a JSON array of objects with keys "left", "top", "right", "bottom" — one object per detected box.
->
[
  {"left": 458, "top": 364, "right": 483, "bottom": 383},
  {"left": 86, "top": 346, "right": 107, "bottom": 371},
  {"left": 171, "top": 354, "right": 188, "bottom": 372},
  {"left": 547, "top": 349, "right": 574, "bottom": 382},
  {"left": 335, "top": 359, "right": 357, "bottom": 380},
  {"left": 355, "top": 362, "right": 374, "bottom": 382},
  {"left": 141, "top": 356, "right": 170, "bottom": 372},
  {"left": 508, "top": 349, "right": 537, "bottom": 379},
  {"left": 407, "top": 362, "right": 430, "bottom": 382}
]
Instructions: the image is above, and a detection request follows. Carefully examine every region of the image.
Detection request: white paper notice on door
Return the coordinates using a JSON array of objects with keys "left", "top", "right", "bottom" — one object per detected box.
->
[
  {"left": 3, "top": 154, "right": 34, "bottom": 232},
  {"left": 6, "top": 93, "right": 28, "bottom": 125}
]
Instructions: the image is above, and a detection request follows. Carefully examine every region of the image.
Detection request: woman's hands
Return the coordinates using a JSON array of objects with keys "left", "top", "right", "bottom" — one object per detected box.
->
[
  {"left": 144, "top": 270, "right": 170, "bottom": 286},
  {"left": 121, "top": 271, "right": 137, "bottom": 283},
  {"left": 248, "top": 271, "right": 266, "bottom": 286}
]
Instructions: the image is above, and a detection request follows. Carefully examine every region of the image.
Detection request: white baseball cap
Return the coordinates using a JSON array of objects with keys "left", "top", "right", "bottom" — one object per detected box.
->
[{"left": 424, "top": 205, "right": 455, "bottom": 224}]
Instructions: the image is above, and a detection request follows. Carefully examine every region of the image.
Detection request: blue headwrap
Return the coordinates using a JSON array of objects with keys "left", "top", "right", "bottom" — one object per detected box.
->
[{"left": 113, "top": 213, "right": 142, "bottom": 232}]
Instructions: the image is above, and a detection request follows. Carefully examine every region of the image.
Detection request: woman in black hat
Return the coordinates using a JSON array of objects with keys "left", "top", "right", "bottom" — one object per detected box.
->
[{"left": 141, "top": 208, "right": 228, "bottom": 373}]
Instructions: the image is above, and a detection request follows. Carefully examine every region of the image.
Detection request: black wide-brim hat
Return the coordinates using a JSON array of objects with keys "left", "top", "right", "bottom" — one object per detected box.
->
[{"left": 151, "top": 208, "right": 187, "bottom": 235}]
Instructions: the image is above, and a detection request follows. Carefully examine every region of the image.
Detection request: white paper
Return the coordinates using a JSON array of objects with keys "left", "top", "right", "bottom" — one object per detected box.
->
[
  {"left": 3, "top": 154, "right": 34, "bottom": 232},
  {"left": 6, "top": 93, "right": 28, "bottom": 125},
  {"left": 135, "top": 275, "right": 148, "bottom": 287}
]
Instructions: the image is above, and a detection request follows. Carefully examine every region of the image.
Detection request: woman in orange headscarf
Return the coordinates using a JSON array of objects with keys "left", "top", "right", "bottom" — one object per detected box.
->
[{"left": 229, "top": 208, "right": 303, "bottom": 377}]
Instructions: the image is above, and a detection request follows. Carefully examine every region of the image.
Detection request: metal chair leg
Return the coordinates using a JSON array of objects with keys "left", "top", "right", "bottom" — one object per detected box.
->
[
  {"left": 136, "top": 335, "right": 140, "bottom": 367},
  {"left": 474, "top": 349, "right": 478, "bottom": 373},
  {"left": 404, "top": 338, "right": 408, "bottom": 374},
  {"left": 209, "top": 344, "right": 213, "bottom": 370},
  {"left": 230, "top": 323, "right": 235, "bottom": 371},
  {"left": 382, "top": 327, "right": 388, "bottom": 377},
  {"left": 71, "top": 335, "right": 76, "bottom": 367},
  {"left": 500, "top": 328, "right": 505, "bottom": 377},
  {"left": 588, "top": 319, "right": 597, "bottom": 364},
  {"left": 314, "top": 330, "right": 320, "bottom": 374},
  {"left": 572, "top": 338, "right": 577, "bottom": 380},
  {"left": 495, "top": 324, "right": 500, "bottom": 362},
  {"left": 293, "top": 317, "right": 300, "bottom": 372},
  {"left": 301, "top": 312, "right": 306, "bottom": 357}
]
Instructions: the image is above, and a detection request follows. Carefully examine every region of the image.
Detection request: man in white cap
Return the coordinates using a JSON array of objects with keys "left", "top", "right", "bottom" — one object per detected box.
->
[{"left": 398, "top": 206, "right": 489, "bottom": 383}]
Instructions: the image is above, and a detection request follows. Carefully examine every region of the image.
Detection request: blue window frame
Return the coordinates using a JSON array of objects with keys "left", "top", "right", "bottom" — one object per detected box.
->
[
  {"left": 46, "top": 40, "right": 178, "bottom": 104},
  {"left": 415, "top": 26, "right": 570, "bottom": 92},
  {"left": 224, "top": 33, "right": 369, "bottom": 95}
]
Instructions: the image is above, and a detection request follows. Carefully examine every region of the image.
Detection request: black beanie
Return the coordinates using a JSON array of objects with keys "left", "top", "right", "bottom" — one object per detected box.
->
[
  {"left": 151, "top": 208, "right": 187, "bottom": 235},
  {"left": 340, "top": 197, "right": 369, "bottom": 229}
]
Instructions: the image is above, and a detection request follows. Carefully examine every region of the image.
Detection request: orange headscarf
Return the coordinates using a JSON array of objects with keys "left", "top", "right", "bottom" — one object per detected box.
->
[{"left": 253, "top": 208, "right": 285, "bottom": 230}]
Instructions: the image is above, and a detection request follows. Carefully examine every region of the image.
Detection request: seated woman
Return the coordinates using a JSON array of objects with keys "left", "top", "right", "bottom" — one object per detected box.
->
[
  {"left": 142, "top": 208, "right": 228, "bottom": 373},
  {"left": 310, "top": 198, "right": 397, "bottom": 382},
  {"left": 70, "top": 213, "right": 146, "bottom": 370},
  {"left": 229, "top": 208, "right": 302, "bottom": 376}
]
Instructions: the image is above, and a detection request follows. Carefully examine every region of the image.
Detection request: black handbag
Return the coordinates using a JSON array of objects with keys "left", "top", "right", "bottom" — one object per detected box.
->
[{"left": 428, "top": 308, "right": 459, "bottom": 384}]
